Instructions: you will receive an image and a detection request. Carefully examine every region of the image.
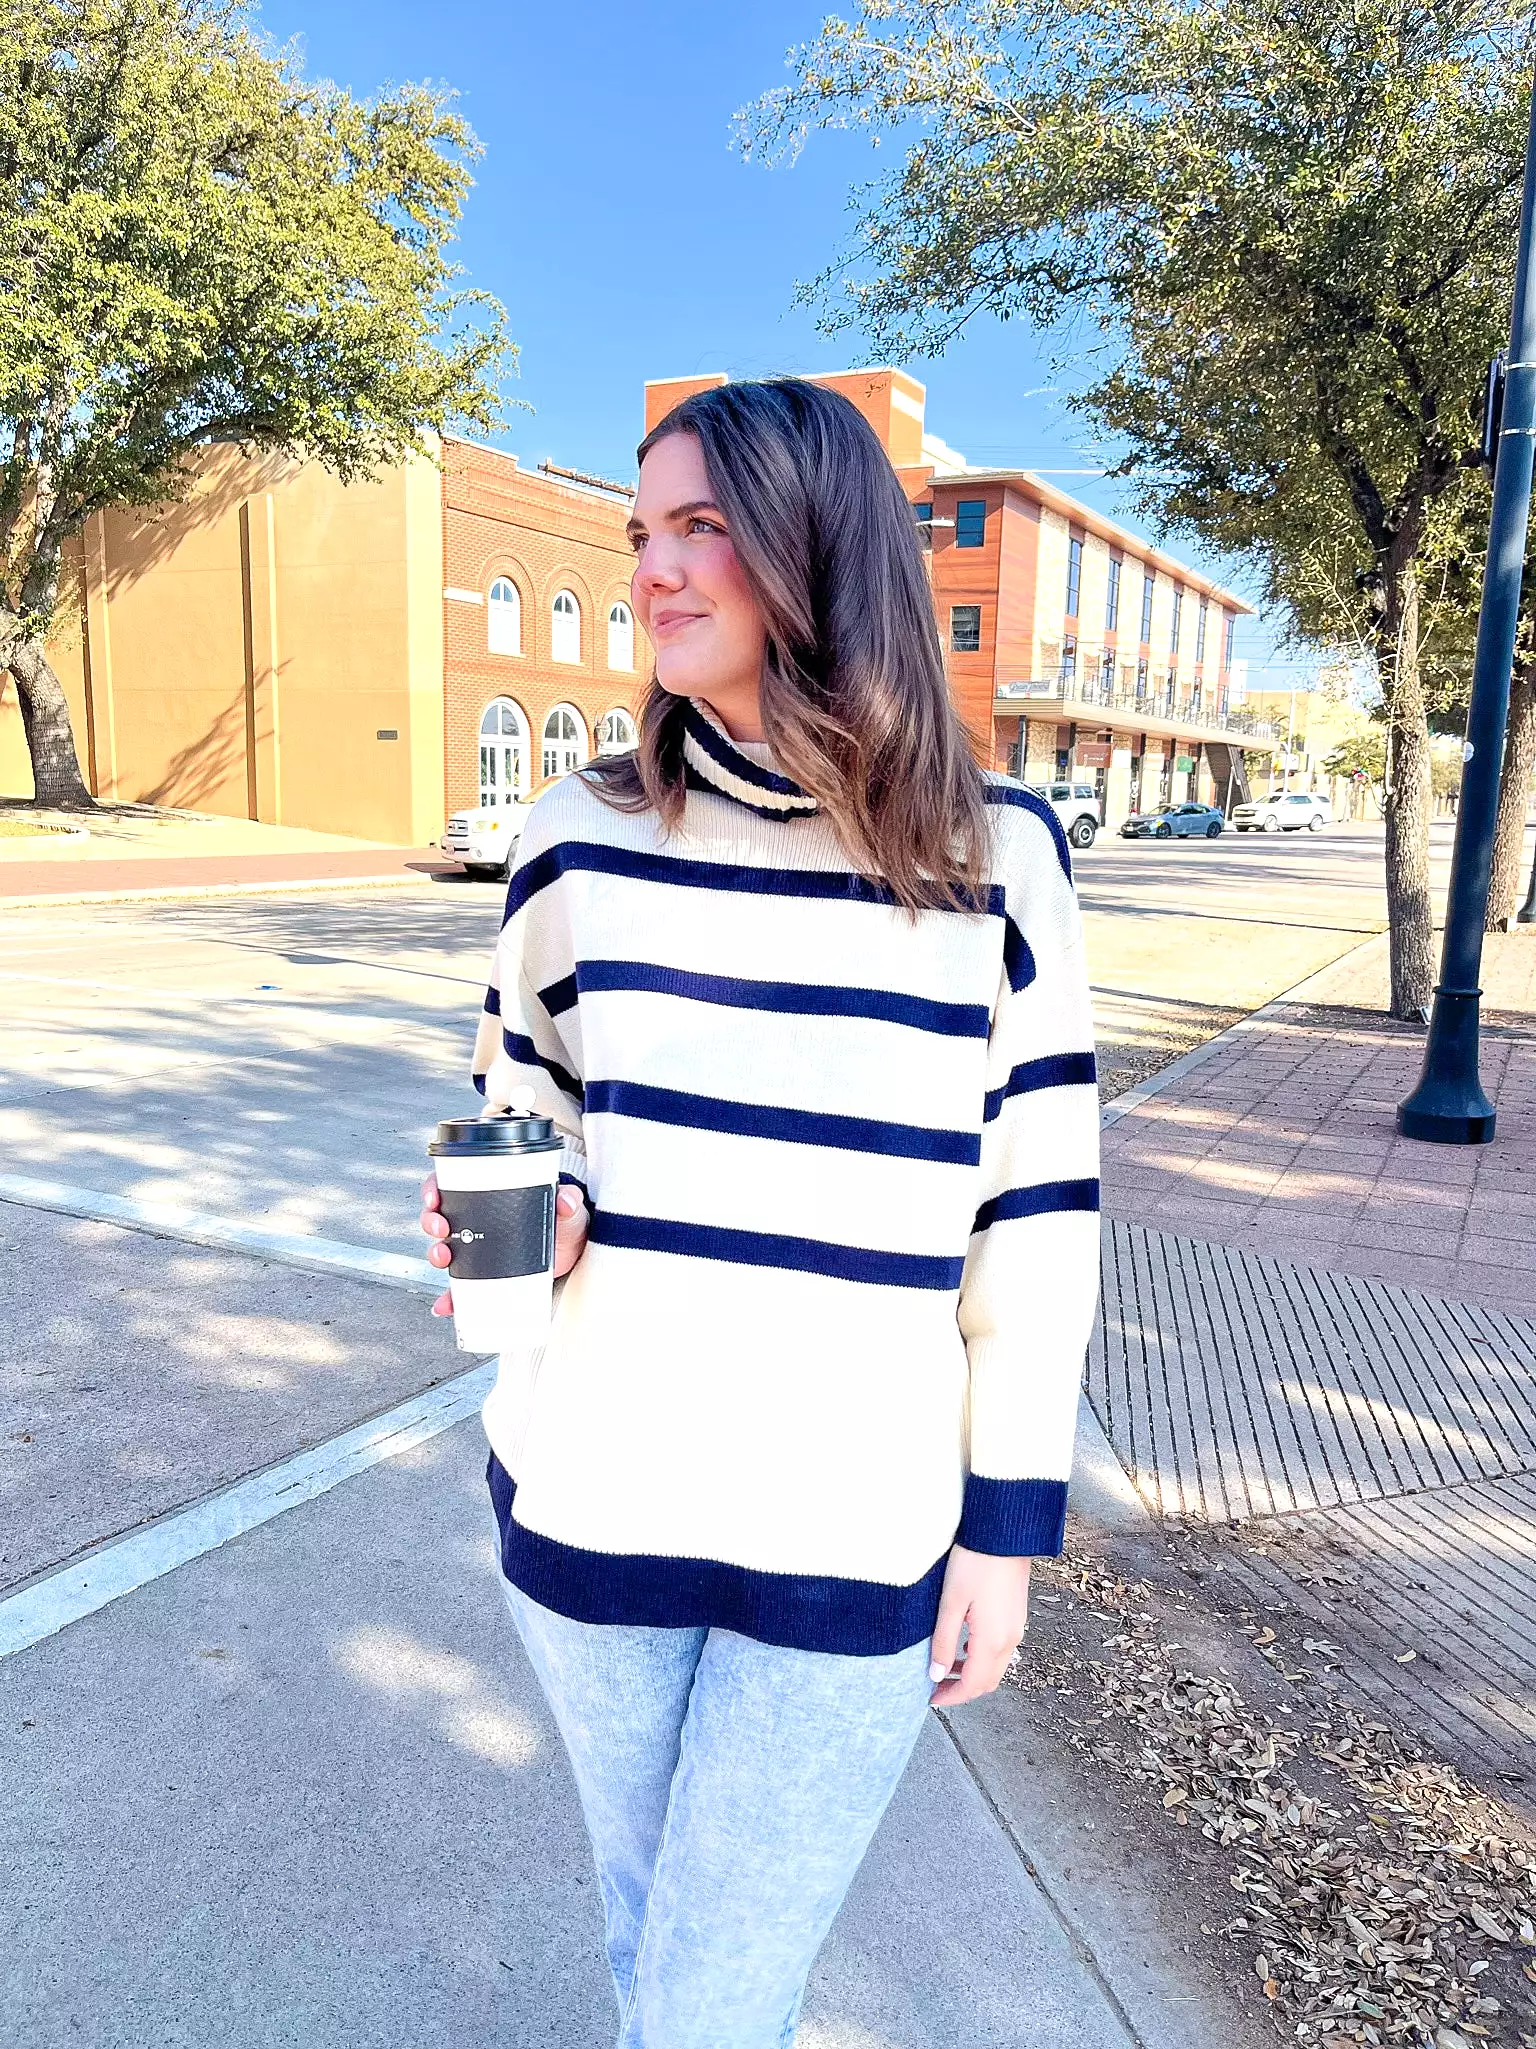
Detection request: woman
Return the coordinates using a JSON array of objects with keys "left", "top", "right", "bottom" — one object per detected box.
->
[{"left": 420, "top": 377, "right": 1100, "bottom": 2047}]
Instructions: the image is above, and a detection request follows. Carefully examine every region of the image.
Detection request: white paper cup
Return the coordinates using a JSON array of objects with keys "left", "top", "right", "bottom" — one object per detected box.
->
[{"left": 429, "top": 1114, "right": 565, "bottom": 1355}]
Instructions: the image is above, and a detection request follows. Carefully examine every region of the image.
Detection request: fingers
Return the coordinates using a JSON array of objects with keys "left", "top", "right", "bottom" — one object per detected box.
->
[
  {"left": 553, "top": 1186, "right": 589, "bottom": 1279},
  {"left": 430, "top": 1288, "right": 453, "bottom": 1318},
  {"left": 421, "top": 1172, "right": 440, "bottom": 1211},
  {"left": 928, "top": 1580, "right": 967, "bottom": 1688},
  {"left": 929, "top": 1633, "right": 1019, "bottom": 1708}
]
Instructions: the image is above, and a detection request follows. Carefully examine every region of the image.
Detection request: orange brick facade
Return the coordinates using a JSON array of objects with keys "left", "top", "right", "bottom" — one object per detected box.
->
[{"left": 441, "top": 440, "right": 643, "bottom": 817}]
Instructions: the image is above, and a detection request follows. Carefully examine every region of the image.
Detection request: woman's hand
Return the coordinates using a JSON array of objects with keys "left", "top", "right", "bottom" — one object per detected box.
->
[
  {"left": 419, "top": 1172, "right": 590, "bottom": 1319},
  {"left": 928, "top": 1545, "right": 1032, "bottom": 1707}
]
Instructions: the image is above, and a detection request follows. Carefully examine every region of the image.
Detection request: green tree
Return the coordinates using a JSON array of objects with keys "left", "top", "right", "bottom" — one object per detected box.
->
[
  {"left": 1322, "top": 728, "right": 1388, "bottom": 788},
  {"left": 742, "top": 0, "right": 1533, "bottom": 1018},
  {"left": 0, "top": 0, "right": 510, "bottom": 808}
]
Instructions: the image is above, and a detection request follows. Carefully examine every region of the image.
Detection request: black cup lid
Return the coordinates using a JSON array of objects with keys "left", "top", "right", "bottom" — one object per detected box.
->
[{"left": 429, "top": 1113, "right": 561, "bottom": 1156}]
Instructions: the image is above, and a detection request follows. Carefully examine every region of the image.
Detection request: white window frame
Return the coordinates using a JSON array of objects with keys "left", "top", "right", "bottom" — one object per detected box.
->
[
  {"left": 596, "top": 707, "right": 638, "bottom": 755},
  {"left": 551, "top": 589, "right": 582, "bottom": 666},
  {"left": 487, "top": 577, "right": 522, "bottom": 657},
  {"left": 607, "top": 599, "right": 635, "bottom": 673},
  {"left": 541, "top": 702, "right": 588, "bottom": 781},
  {"left": 478, "top": 697, "right": 530, "bottom": 807}
]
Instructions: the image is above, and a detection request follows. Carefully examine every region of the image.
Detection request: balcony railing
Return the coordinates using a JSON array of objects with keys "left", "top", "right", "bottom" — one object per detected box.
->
[{"left": 995, "top": 672, "right": 1279, "bottom": 742}]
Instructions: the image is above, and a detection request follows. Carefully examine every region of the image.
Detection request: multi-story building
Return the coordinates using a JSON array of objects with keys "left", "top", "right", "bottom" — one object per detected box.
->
[
  {"left": 646, "top": 370, "right": 1265, "bottom": 823},
  {"left": 1, "top": 364, "right": 1267, "bottom": 839}
]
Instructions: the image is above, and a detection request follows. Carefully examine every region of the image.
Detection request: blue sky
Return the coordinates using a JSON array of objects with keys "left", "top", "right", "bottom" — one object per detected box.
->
[{"left": 256, "top": 0, "right": 1314, "bottom": 690}]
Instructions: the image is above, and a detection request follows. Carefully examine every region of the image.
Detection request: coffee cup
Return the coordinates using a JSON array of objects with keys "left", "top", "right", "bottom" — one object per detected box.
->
[{"left": 428, "top": 1110, "right": 565, "bottom": 1355}]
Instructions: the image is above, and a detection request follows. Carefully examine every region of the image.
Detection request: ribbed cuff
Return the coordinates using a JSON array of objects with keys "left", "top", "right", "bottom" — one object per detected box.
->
[
  {"left": 559, "top": 1138, "right": 588, "bottom": 1194},
  {"left": 955, "top": 1474, "right": 1069, "bottom": 1557}
]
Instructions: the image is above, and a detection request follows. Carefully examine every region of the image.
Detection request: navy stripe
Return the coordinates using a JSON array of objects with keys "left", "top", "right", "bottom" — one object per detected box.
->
[
  {"left": 483, "top": 984, "right": 502, "bottom": 1017},
  {"left": 502, "top": 1027, "right": 584, "bottom": 1106},
  {"left": 1002, "top": 918, "right": 1035, "bottom": 993},
  {"left": 569, "top": 958, "right": 989, "bottom": 1039},
  {"left": 538, "top": 971, "right": 579, "bottom": 1017},
  {"left": 587, "top": 1208, "right": 966, "bottom": 1291},
  {"left": 558, "top": 1169, "right": 586, "bottom": 1193},
  {"left": 489, "top": 1454, "right": 947, "bottom": 1656},
  {"left": 584, "top": 1079, "right": 980, "bottom": 1165},
  {"left": 972, "top": 1177, "right": 1100, "bottom": 1233},
  {"left": 983, "top": 1051, "right": 1099, "bottom": 1122},
  {"left": 956, "top": 1474, "right": 1068, "bottom": 1556},
  {"left": 682, "top": 701, "right": 811, "bottom": 799},
  {"left": 984, "top": 782, "right": 1074, "bottom": 881},
  {"left": 505, "top": 839, "right": 1004, "bottom": 923},
  {"left": 683, "top": 762, "right": 814, "bottom": 821},
  {"left": 472, "top": 1070, "right": 487, "bottom": 1097}
]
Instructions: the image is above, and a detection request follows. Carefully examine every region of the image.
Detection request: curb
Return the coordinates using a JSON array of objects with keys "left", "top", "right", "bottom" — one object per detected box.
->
[
  {"left": 0, "top": 867, "right": 474, "bottom": 912},
  {"left": 1098, "top": 927, "right": 1390, "bottom": 1130}
]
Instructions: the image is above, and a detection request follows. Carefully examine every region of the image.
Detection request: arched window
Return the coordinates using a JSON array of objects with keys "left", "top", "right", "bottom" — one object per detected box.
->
[
  {"left": 596, "top": 707, "right": 637, "bottom": 755},
  {"left": 487, "top": 577, "right": 521, "bottom": 657},
  {"left": 478, "top": 698, "right": 529, "bottom": 808},
  {"left": 607, "top": 599, "right": 635, "bottom": 672},
  {"left": 550, "top": 589, "right": 581, "bottom": 665},
  {"left": 542, "top": 703, "right": 588, "bottom": 780}
]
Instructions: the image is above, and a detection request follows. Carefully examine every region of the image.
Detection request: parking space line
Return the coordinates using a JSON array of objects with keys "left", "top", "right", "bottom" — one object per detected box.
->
[
  {"left": 0, "top": 1363, "right": 497, "bottom": 1661},
  {"left": 0, "top": 1172, "right": 438, "bottom": 1293}
]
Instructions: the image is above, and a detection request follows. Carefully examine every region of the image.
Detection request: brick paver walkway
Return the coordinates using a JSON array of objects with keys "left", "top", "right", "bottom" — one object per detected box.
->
[
  {"left": 1100, "top": 933, "right": 1536, "bottom": 1315},
  {"left": 1095, "top": 929, "right": 1536, "bottom": 1802}
]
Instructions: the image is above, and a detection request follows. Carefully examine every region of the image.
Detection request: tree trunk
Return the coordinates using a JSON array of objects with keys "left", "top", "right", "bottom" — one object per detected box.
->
[
  {"left": 1486, "top": 654, "right": 1536, "bottom": 931},
  {"left": 1379, "top": 560, "right": 1435, "bottom": 1020},
  {"left": 5, "top": 633, "right": 94, "bottom": 810}
]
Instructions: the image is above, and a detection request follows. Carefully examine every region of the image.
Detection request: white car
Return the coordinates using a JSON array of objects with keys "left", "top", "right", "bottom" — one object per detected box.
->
[
  {"left": 440, "top": 801, "right": 535, "bottom": 878},
  {"left": 1026, "top": 780, "right": 1102, "bottom": 849},
  {"left": 1233, "top": 791, "right": 1333, "bottom": 833}
]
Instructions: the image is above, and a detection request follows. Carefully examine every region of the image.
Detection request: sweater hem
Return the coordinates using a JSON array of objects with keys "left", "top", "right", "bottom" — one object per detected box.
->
[{"left": 487, "top": 1453, "right": 947, "bottom": 1656}]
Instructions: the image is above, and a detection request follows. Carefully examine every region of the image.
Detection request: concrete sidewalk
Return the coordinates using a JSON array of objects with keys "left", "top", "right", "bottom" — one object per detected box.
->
[{"left": 0, "top": 1399, "right": 1161, "bottom": 2049}]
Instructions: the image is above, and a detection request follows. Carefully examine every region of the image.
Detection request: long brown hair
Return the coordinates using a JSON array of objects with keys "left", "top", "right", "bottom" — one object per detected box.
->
[{"left": 586, "top": 377, "right": 990, "bottom": 912}]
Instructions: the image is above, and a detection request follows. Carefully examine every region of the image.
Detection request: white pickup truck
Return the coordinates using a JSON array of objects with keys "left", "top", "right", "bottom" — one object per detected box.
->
[
  {"left": 439, "top": 799, "right": 536, "bottom": 879},
  {"left": 1024, "top": 780, "right": 1102, "bottom": 850}
]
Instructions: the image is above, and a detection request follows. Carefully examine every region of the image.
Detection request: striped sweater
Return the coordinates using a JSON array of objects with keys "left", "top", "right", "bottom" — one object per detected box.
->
[{"left": 471, "top": 700, "right": 1101, "bottom": 1656}]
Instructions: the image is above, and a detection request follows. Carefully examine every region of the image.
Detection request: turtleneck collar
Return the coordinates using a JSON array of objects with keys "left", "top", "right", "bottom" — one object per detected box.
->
[{"left": 680, "top": 698, "right": 819, "bottom": 820}]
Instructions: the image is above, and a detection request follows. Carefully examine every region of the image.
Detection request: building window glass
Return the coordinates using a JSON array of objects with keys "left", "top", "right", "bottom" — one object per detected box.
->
[
  {"left": 478, "top": 697, "right": 529, "bottom": 807},
  {"left": 912, "top": 501, "right": 933, "bottom": 551},
  {"left": 1136, "top": 657, "right": 1148, "bottom": 699},
  {"left": 1105, "top": 558, "right": 1121, "bottom": 632},
  {"left": 551, "top": 589, "right": 581, "bottom": 665},
  {"left": 1099, "top": 648, "right": 1115, "bottom": 697},
  {"left": 1223, "top": 613, "right": 1236, "bottom": 666},
  {"left": 955, "top": 500, "right": 987, "bottom": 548},
  {"left": 487, "top": 577, "right": 521, "bottom": 657},
  {"left": 607, "top": 600, "right": 634, "bottom": 672},
  {"left": 541, "top": 703, "right": 587, "bottom": 780},
  {"left": 1066, "top": 537, "right": 1083, "bottom": 617},
  {"left": 950, "top": 604, "right": 982, "bottom": 653},
  {"left": 1170, "top": 586, "right": 1183, "bottom": 656},
  {"left": 1140, "top": 570, "right": 1155, "bottom": 643},
  {"left": 596, "top": 707, "right": 637, "bottom": 755},
  {"left": 1195, "top": 597, "right": 1208, "bottom": 664},
  {"left": 1059, "top": 635, "right": 1078, "bottom": 686}
]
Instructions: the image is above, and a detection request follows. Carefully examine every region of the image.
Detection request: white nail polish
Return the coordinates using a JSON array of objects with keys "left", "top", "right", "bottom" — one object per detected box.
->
[{"left": 928, "top": 1660, "right": 947, "bottom": 1683}]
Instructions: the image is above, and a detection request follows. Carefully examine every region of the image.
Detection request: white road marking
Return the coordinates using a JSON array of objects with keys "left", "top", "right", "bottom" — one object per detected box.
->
[
  {"left": 0, "top": 1363, "right": 496, "bottom": 1661},
  {"left": 0, "top": 1172, "right": 439, "bottom": 1292}
]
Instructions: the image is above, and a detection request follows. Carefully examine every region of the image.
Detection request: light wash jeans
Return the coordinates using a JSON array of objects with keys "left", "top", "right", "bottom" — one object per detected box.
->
[{"left": 500, "top": 1579, "right": 936, "bottom": 2048}]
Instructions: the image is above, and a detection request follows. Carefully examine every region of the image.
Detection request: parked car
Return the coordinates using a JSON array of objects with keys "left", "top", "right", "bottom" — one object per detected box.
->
[
  {"left": 1025, "top": 780, "right": 1102, "bottom": 849},
  {"left": 440, "top": 798, "right": 536, "bottom": 878},
  {"left": 1120, "top": 802, "right": 1225, "bottom": 840},
  {"left": 1233, "top": 791, "right": 1332, "bottom": 833}
]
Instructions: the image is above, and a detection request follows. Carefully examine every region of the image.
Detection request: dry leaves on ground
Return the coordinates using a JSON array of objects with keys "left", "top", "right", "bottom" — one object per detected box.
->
[{"left": 1020, "top": 1552, "right": 1536, "bottom": 2047}]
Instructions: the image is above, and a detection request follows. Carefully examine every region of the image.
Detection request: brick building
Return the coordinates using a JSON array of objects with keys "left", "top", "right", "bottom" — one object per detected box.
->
[{"left": 1, "top": 367, "right": 1267, "bottom": 839}]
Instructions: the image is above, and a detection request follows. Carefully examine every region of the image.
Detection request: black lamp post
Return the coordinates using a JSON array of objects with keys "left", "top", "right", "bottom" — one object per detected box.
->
[{"left": 1398, "top": 70, "right": 1536, "bottom": 1145}]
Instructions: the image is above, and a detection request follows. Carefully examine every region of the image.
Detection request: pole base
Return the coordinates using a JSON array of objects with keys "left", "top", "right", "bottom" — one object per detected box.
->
[{"left": 1396, "top": 986, "right": 1496, "bottom": 1144}]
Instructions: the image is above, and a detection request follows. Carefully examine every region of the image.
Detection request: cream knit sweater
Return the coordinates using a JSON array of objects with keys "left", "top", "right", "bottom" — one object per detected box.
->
[{"left": 473, "top": 701, "right": 1101, "bottom": 1655}]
